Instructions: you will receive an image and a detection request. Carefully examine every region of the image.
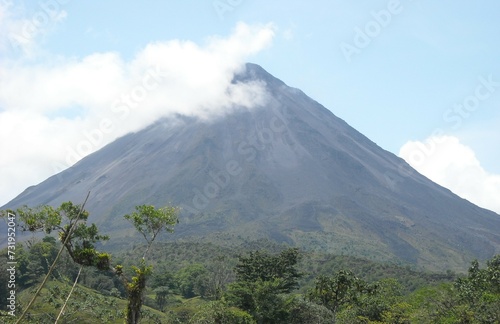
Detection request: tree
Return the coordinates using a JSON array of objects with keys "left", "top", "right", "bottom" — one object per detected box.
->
[
  {"left": 226, "top": 248, "right": 303, "bottom": 323},
  {"left": 307, "top": 270, "right": 369, "bottom": 314},
  {"left": 287, "top": 297, "right": 335, "bottom": 324},
  {"left": 349, "top": 278, "right": 408, "bottom": 323},
  {"left": 150, "top": 267, "right": 175, "bottom": 310},
  {"left": 12, "top": 237, "right": 60, "bottom": 288},
  {"left": 120, "top": 204, "right": 179, "bottom": 323},
  {"left": 123, "top": 204, "right": 178, "bottom": 260},
  {"left": 250, "top": 279, "right": 294, "bottom": 323},
  {"left": 307, "top": 272, "right": 411, "bottom": 323},
  {"left": 175, "top": 263, "right": 209, "bottom": 298},
  {"left": 454, "top": 255, "right": 500, "bottom": 323},
  {"left": 234, "top": 248, "right": 302, "bottom": 294},
  {"left": 122, "top": 260, "right": 152, "bottom": 324},
  {"left": 406, "top": 283, "right": 459, "bottom": 323},
  {"left": 153, "top": 286, "right": 169, "bottom": 312},
  {"left": 150, "top": 267, "right": 176, "bottom": 290},
  {"left": 205, "top": 255, "right": 234, "bottom": 300},
  {"left": 13, "top": 202, "right": 110, "bottom": 270}
]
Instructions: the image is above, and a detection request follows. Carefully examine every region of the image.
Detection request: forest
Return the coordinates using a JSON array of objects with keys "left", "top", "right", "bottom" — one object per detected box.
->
[{"left": 1, "top": 202, "right": 499, "bottom": 323}]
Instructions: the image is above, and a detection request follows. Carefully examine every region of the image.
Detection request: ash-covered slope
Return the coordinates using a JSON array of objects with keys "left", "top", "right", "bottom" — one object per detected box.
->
[{"left": 4, "top": 63, "right": 500, "bottom": 271}]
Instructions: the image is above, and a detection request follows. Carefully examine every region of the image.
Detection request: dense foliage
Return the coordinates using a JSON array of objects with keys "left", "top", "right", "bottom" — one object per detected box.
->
[{"left": 1, "top": 203, "right": 499, "bottom": 323}]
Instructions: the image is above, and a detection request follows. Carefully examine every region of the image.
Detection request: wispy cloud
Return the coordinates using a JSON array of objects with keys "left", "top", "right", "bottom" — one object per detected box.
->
[
  {"left": 0, "top": 13, "right": 276, "bottom": 205},
  {"left": 0, "top": 1, "right": 67, "bottom": 58},
  {"left": 399, "top": 135, "right": 500, "bottom": 214}
]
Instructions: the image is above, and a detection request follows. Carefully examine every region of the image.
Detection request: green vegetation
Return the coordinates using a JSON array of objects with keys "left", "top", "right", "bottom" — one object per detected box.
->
[
  {"left": 1, "top": 202, "right": 499, "bottom": 323},
  {"left": 1, "top": 202, "right": 178, "bottom": 324}
]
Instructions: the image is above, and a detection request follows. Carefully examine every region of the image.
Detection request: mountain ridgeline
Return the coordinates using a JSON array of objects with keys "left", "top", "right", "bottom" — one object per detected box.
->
[{"left": 4, "top": 63, "right": 500, "bottom": 271}]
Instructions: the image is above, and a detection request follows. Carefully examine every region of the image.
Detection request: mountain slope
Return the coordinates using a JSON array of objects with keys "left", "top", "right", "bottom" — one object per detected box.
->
[{"left": 4, "top": 63, "right": 500, "bottom": 271}]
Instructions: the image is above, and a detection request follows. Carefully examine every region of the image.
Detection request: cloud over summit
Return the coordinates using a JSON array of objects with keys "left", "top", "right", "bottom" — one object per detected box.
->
[{"left": 0, "top": 19, "right": 276, "bottom": 205}]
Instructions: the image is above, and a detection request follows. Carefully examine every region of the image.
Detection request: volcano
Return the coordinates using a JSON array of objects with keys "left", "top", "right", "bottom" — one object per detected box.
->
[{"left": 4, "top": 63, "right": 500, "bottom": 271}]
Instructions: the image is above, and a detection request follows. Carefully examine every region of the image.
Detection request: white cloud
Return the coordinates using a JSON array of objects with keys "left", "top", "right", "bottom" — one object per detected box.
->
[
  {"left": 0, "top": 17, "right": 276, "bottom": 206},
  {"left": 399, "top": 135, "right": 500, "bottom": 214}
]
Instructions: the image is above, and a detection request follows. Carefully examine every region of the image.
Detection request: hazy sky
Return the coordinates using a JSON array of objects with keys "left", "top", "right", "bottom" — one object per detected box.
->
[{"left": 1, "top": 0, "right": 499, "bottom": 213}]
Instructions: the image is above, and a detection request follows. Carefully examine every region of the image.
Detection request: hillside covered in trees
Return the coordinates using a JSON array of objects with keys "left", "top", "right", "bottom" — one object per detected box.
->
[{"left": 1, "top": 202, "right": 499, "bottom": 323}]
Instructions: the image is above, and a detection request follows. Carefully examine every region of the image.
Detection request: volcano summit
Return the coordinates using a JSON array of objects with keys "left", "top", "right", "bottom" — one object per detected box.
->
[{"left": 4, "top": 63, "right": 500, "bottom": 271}]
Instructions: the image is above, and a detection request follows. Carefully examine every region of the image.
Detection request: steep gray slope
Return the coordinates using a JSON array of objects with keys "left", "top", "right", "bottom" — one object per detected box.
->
[{"left": 3, "top": 63, "right": 500, "bottom": 271}]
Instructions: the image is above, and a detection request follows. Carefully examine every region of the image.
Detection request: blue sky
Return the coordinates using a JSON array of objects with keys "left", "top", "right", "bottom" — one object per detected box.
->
[{"left": 1, "top": 0, "right": 499, "bottom": 212}]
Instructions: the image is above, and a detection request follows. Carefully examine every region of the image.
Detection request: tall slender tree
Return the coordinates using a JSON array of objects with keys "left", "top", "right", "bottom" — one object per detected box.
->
[{"left": 121, "top": 204, "right": 179, "bottom": 323}]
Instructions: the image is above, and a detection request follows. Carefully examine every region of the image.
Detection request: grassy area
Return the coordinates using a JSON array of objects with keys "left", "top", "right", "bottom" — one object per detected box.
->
[{"left": 2, "top": 280, "right": 170, "bottom": 324}]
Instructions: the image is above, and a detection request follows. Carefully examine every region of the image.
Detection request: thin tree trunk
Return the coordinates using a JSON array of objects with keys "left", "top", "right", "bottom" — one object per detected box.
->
[{"left": 55, "top": 265, "right": 83, "bottom": 323}]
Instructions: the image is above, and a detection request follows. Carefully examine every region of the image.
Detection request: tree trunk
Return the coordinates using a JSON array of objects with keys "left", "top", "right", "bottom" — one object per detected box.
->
[{"left": 126, "top": 270, "right": 147, "bottom": 324}]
